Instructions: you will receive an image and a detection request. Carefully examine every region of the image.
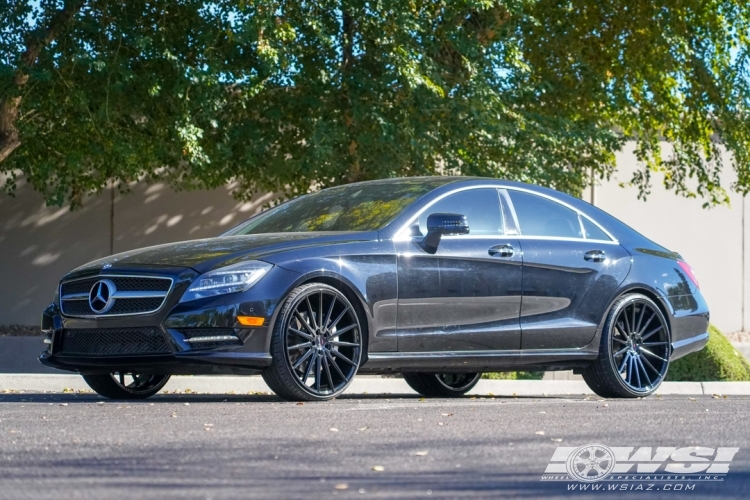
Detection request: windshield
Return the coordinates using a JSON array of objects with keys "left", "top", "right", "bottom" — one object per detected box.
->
[{"left": 225, "top": 179, "right": 449, "bottom": 234}]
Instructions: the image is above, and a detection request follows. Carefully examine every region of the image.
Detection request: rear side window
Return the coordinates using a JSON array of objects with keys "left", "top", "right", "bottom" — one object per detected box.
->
[
  {"left": 581, "top": 217, "right": 612, "bottom": 241},
  {"left": 508, "top": 190, "right": 582, "bottom": 239},
  {"left": 417, "top": 188, "right": 503, "bottom": 236}
]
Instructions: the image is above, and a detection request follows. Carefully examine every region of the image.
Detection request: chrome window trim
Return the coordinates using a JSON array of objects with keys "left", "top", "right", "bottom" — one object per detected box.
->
[
  {"left": 498, "top": 189, "right": 520, "bottom": 235},
  {"left": 59, "top": 274, "right": 175, "bottom": 318},
  {"left": 394, "top": 184, "right": 619, "bottom": 243}
]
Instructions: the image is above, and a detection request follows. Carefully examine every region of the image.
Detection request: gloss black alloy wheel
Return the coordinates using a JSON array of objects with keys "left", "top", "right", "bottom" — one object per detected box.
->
[
  {"left": 583, "top": 293, "right": 670, "bottom": 398},
  {"left": 404, "top": 372, "right": 481, "bottom": 398},
  {"left": 263, "top": 283, "right": 363, "bottom": 401},
  {"left": 82, "top": 372, "right": 171, "bottom": 400}
]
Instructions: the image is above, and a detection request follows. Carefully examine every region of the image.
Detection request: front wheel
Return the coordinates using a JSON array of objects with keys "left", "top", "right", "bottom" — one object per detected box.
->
[
  {"left": 83, "top": 372, "right": 170, "bottom": 400},
  {"left": 582, "top": 293, "right": 671, "bottom": 398},
  {"left": 404, "top": 373, "right": 481, "bottom": 398},
  {"left": 262, "top": 283, "right": 363, "bottom": 401}
]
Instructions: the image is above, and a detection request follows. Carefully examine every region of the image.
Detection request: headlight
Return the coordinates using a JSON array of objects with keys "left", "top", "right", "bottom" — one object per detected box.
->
[{"left": 179, "top": 261, "right": 272, "bottom": 303}]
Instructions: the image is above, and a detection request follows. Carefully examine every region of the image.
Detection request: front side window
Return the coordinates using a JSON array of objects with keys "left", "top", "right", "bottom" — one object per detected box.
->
[
  {"left": 508, "top": 190, "right": 582, "bottom": 239},
  {"left": 416, "top": 188, "right": 503, "bottom": 236}
]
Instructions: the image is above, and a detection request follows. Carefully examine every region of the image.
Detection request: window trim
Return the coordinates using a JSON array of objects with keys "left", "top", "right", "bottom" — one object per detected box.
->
[
  {"left": 504, "top": 187, "right": 617, "bottom": 243},
  {"left": 394, "top": 184, "right": 618, "bottom": 244}
]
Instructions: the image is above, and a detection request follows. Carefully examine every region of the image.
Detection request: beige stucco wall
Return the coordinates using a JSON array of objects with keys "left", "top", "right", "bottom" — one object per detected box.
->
[
  {"left": 0, "top": 147, "right": 747, "bottom": 332},
  {"left": 0, "top": 178, "right": 271, "bottom": 325}
]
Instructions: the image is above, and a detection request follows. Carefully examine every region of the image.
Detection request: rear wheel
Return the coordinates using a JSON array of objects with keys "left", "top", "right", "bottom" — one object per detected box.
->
[
  {"left": 404, "top": 373, "right": 481, "bottom": 398},
  {"left": 263, "top": 283, "right": 363, "bottom": 401},
  {"left": 83, "top": 372, "right": 170, "bottom": 400},
  {"left": 582, "top": 293, "right": 670, "bottom": 398}
]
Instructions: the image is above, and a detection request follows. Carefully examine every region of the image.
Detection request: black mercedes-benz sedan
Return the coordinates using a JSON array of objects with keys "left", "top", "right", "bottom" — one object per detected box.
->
[{"left": 40, "top": 177, "right": 709, "bottom": 401}]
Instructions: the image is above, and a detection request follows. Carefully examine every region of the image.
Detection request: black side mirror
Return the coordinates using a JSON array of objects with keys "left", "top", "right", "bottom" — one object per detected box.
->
[{"left": 421, "top": 213, "right": 470, "bottom": 253}]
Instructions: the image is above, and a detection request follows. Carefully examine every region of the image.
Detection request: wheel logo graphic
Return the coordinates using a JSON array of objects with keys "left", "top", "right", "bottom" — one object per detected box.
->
[{"left": 566, "top": 444, "right": 616, "bottom": 482}]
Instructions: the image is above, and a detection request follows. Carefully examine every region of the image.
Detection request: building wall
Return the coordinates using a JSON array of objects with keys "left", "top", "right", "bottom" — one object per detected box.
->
[
  {"left": 0, "top": 179, "right": 271, "bottom": 326},
  {"left": 0, "top": 147, "right": 747, "bottom": 332},
  {"left": 594, "top": 149, "right": 746, "bottom": 333}
]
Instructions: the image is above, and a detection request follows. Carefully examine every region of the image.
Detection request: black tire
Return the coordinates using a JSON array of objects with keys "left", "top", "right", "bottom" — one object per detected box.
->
[
  {"left": 262, "top": 283, "right": 363, "bottom": 401},
  {"left": 83, "top": 372, "right": 170, "bottom": 400},
  {"left": 404, "top": 373, "right": 481, "bottom": 398},
  {"left": 582, "top": 293, "right": 671, "bottom": 398}
]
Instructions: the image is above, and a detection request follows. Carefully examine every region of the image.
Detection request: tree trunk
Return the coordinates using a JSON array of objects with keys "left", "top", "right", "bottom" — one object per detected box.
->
[{"left": 0, "top": 1, "right": 85, "bottom": 164}]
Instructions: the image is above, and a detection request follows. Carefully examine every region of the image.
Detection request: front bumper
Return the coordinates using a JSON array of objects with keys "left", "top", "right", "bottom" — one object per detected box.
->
[{"left": 39, "top": 264, "right": 301, "bottom": 375}]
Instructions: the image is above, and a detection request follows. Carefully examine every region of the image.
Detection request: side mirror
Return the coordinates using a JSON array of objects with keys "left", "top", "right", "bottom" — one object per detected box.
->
[{"left": 421, "top": 213, "right": 469, "bottom": 253}]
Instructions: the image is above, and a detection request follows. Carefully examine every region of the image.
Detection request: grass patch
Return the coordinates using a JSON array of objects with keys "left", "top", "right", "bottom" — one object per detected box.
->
[
  {"left": 482, "top": 371, "right": 544, "bottom": 380},
  {"left": 666, "top": 325, "right": 750, "bottom": 382}
]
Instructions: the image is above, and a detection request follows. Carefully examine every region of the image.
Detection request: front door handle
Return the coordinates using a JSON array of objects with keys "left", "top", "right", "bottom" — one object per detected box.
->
[
  {"left": 584, "top": 250, "right": 606, "bottom": 262},
  {"left": 489, "top": 244, "right": 514, "bottom": 258}
]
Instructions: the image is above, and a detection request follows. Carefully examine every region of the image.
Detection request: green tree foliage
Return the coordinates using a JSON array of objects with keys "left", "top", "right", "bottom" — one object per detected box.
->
[{"left": 2, "top": 1, "right": 750, "bottom": 207}]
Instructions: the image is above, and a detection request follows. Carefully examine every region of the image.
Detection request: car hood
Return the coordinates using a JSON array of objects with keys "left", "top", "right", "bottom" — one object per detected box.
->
[{"left": 68, "top": 232, "right": 378, "bottom": 277}]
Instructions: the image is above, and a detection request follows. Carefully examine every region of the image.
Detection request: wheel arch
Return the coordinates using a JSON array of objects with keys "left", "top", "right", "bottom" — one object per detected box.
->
[
  {"left": 584, "top": 283, "right": 675, "bottom": 354},
  {"left": 263, "top": 270, "right": 372, "bottom": 361}
]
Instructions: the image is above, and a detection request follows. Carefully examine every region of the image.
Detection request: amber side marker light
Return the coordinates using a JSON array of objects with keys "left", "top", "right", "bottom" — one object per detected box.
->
[{"left": 237, "top": 316, "right": 265, "bottom": 327}]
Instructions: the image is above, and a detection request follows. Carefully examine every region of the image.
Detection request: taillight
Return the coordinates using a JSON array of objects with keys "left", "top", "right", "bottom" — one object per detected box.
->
[{"left": 677, "top": 261, "right": 700, "bottom": 290}]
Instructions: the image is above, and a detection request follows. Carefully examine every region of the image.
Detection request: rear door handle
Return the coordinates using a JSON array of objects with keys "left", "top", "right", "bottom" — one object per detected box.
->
[
  {"left": 489, "top": 244, "right": 514, "bottom": 258},
  {"left": 584, "top": 250, "right": 606, "bottom": 262}
]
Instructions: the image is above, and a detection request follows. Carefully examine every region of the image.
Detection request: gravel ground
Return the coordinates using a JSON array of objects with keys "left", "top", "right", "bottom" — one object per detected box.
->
[
  {"left": 0, "top": 325, "right": 41, "bottom": 337},
  {"left": 0, "top": 392, "right": 748, "bottom": 499}
]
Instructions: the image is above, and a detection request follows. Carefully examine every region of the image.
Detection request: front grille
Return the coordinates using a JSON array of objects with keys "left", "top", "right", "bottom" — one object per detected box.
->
[
  {"left": 61, "top": 277, "right": 171, "bottom": 296},
  {"left": 60, "top": 275, "right": 173, "bottom": 317},
  {"left": 60, "top": 327, "right": 171, "bottom": 355}
]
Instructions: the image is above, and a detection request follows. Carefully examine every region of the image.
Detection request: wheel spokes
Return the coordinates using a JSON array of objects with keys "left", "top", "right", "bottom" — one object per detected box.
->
[
  {"left": 641, "top": 324, "right": 663, "bottom": 341},
  {"left": 636, "top": 356, "right": 652, "bottom": 387},
  {"left": 302, "top": 351, "right": 316, "bottom": 382},
  {"left": 618, "top": 352, "right": 630, "bottom": 374},
  {"left": 322, "top": 355, "right": 335, "bottom": 392},
  {"left": 328, "top": 306, "right": 350, "bottom": 331},
  {"left": 292, "top": 348, "right": 314, "bottom": 370},
  {"left": 288, "top": 342, "right": 312, "bottom": 351},
  {"left": 641, "top": 347, "right": 668, "bottom": 363},
  {"left": 325, "top": 350, "right": 347, "bottom": 381},
  {"left": 331, "top": 348, "right": 357, "bottom": 367},
  {"left": 314, "top": 355, "right": 322, "bottom": 393},
  {"left": 328, "top": 323, "right": 357, "bottom": 340},
  {"left": 323, "top": 295, "right": 336, "bottom": 331}
]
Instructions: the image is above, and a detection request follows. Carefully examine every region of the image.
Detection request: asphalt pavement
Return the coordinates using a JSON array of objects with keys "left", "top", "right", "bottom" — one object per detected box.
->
[{"left": 1, "top": 392, "right": 749, "bottom": 499}]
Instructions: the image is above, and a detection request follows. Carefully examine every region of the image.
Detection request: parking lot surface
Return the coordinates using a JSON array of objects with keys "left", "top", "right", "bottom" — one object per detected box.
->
[{"left": 1, "top": 393, "right": 748, "bottom": 499}]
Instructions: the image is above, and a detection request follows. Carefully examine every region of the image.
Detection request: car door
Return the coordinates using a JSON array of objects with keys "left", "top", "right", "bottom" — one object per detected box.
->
[
  {"left": 395, "top": 187, "right": 523, "bottom": 352},
  {"left": 504, "top": 189, "right": 632, "bottom": 350}
]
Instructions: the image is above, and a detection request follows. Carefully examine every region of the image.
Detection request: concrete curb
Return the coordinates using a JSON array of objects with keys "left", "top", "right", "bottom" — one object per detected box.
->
[{"left": 1, "top": 374, "right": 749, "bottom": 396}]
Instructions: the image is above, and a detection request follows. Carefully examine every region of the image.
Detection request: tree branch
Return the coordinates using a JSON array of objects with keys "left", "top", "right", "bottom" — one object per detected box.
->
[{"left": 0, "top": 0, "right": 85, "bottom": 164}]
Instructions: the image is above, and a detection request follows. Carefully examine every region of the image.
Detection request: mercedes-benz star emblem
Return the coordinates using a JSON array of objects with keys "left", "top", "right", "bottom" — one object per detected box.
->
[{"left": 88, "top": 279, "right": 117, "bottom": 314}]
